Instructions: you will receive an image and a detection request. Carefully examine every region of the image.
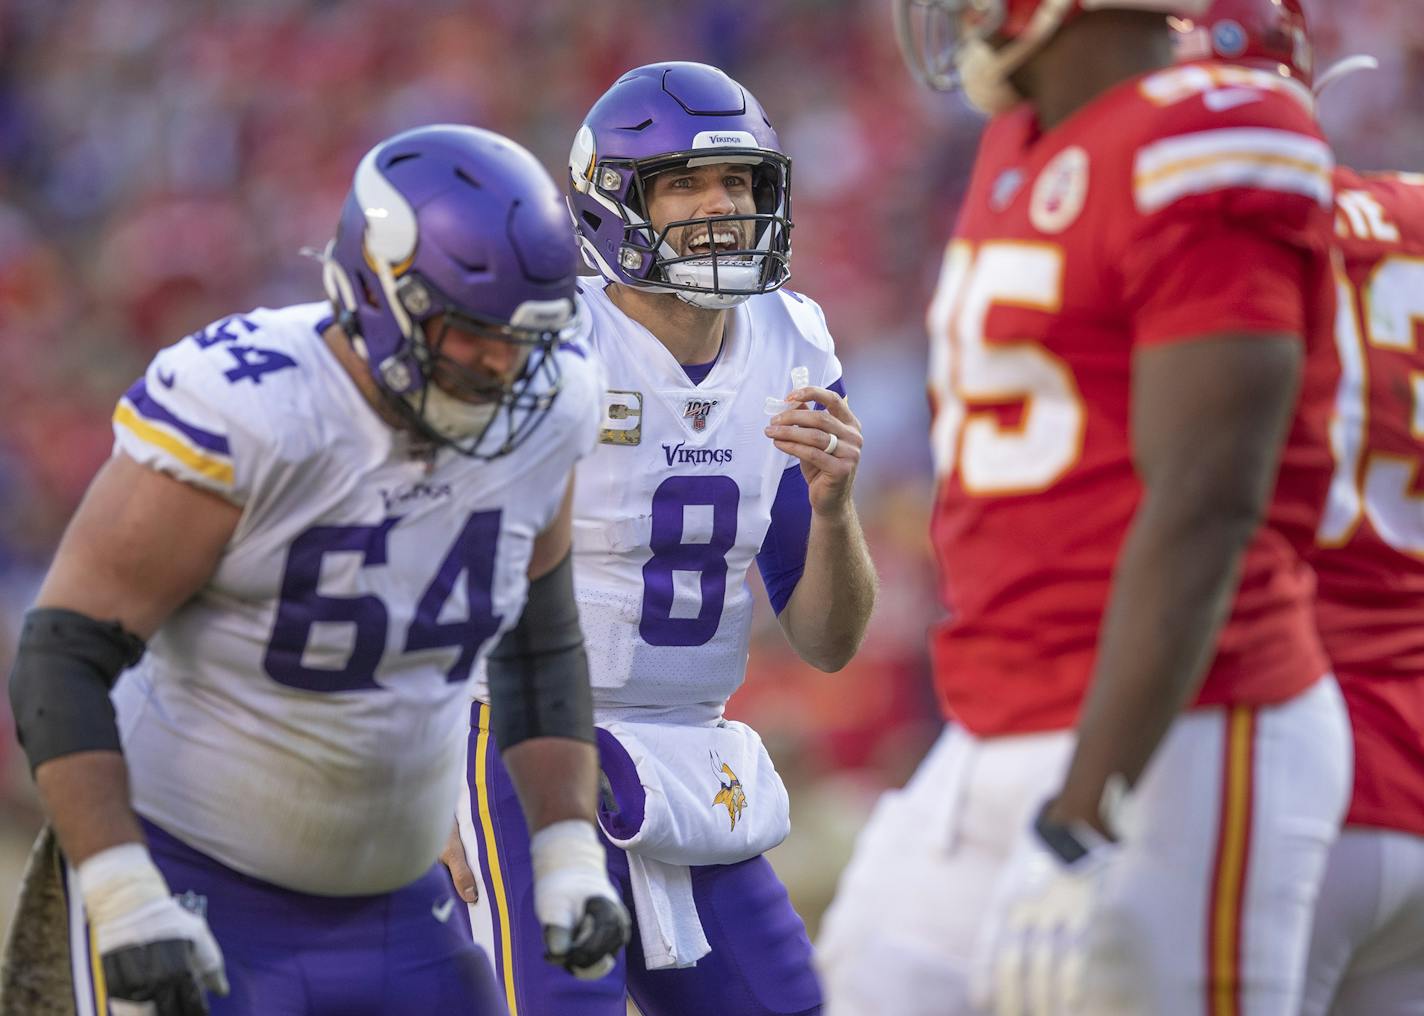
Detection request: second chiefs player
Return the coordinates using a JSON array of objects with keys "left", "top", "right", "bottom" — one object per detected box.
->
[
  {"left": 819, "top": 2, "right": 1347, "bottom": 1015},
  {"left": 1183, "top": 3, "right": 1424, "bottom": 1012}
]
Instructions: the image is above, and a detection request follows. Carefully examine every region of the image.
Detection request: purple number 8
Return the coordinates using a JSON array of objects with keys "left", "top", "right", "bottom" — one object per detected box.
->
[{"left": 640, "top": 475, "right": 739, "bottom": 647}]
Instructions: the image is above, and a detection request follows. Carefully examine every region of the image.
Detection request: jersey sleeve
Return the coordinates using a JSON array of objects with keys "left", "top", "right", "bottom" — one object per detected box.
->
[
  {"left": 558, "top": 340, "right": 607, "bottom": 462},
  {"left": 798, "top": 290, "right": 846, "bottom": 393},
  {"left": 1121, "top": 86, "right": 1335, "bottom": 347},
  {"left": 112, "top": 335, "right": 253, "bottom": 505},
  {"left": 756, "top": 291, "right": 849, "bottom": 614},
  {"left": 814, "top": 309, "right": 844, "bottom": 394},
  {"left": 756, "top": 465, "right": 812, "bottom": 615},
  {"left": 522, "top": 341, "right": 606, "bottom": 536},
  {"left": 1125, "top": 222, "right": 1315, "bottom": 346}
]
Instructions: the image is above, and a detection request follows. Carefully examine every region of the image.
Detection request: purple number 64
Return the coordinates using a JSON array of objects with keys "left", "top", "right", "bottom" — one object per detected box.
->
[{"left": 263, "top": 510, "right": 503, "bottom": 692}]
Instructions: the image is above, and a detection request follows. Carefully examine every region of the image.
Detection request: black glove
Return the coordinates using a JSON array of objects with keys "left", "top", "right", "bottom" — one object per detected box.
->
[
  {"left": 545, "top": 895, "right": 633, "bottom": 979},
  {"left": 104, "top": 938, "right": 215, "bottom": 1015}
]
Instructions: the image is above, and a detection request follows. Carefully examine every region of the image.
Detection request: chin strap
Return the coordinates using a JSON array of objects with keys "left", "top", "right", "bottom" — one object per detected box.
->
[
  {"left": 415, "top": 382, "right": 498, "bottom": 442},
  {"left": 958, "top": 38, "right": 1029, "bottom": 115},
  {"left": 954, "top": 0, "right": 1078, "bottom": 116}
]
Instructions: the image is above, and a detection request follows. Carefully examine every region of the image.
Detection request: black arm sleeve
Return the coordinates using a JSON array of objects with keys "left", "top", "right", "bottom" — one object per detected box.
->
[
  {"left": 8, "top": 608, "right": 146, "bottom": 772},
  {"left": 485, "top": 552, "right": 594, "bottom": 751}
]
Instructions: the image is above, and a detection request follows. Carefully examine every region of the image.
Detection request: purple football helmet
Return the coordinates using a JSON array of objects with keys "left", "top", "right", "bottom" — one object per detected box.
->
[
  {"left": 321, "top": 124, "right": 580, "bottom": 458},
  {"left": 567, "top": 62, "right": 792, "bottom": 309}
]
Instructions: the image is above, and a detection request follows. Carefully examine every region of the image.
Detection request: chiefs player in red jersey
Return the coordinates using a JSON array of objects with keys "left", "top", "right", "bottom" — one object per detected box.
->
[
  {"left": 1182, "top": 3, "right": 1424, "bottom": 1012},
  {"left": 818, "top": 2, "right": 1348, "bottom": 1014}
]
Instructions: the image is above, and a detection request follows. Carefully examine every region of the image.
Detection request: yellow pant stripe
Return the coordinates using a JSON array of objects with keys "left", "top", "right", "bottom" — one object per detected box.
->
[
  {"left": 1209, "top": 706, "right": 1256, "bottom": 1016},
  {"left": 474, "top": 702, "right": 519, "bottom": 1016},
  {"left": 88, "top": 917, "right": 108, "bottom": 1014}
]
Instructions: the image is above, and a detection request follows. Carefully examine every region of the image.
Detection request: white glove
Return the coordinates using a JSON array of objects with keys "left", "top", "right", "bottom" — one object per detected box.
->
[
  {"left": 78, "top": 843, "right": 228, "bottom": 1016},
  {"left": 530, "top": 820, "right": 631, "bottom": 980},
  {"left": 970, "top": 803, "right": 1119, "bottom": 1016}
]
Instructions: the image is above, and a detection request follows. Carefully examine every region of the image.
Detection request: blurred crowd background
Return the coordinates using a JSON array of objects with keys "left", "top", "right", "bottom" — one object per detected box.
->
[{"left": 1, "top": 0, "right": 1420, "bottom": 939}]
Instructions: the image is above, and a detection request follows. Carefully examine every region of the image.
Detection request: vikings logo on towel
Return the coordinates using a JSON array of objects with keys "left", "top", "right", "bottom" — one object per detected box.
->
[
  {"left": 710, "top": 752, "right": 747, "bottom": 832},
  {"left": 683, "top": 398, "right": 719, "bottom": 433}
]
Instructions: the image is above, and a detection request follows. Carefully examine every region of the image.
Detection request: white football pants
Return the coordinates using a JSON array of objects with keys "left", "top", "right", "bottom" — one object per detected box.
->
[
  {"left": 1301, "top": 826, "right": 1424, "bottom": 1016},
  {"left": 817, "top": 677, "right": 1350, "bottom": 1016}
]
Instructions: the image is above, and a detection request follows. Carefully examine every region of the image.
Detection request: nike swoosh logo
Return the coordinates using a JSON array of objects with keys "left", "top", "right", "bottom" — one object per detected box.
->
[
  {"left": 432, "top": 897, "right": 456, "bottom": 923},
  {"left": 1203, "top": 88, "right": 1263, "bottom": 112},
  {"left": 157, "top": 369, "right": 177, "bottom": 388}
]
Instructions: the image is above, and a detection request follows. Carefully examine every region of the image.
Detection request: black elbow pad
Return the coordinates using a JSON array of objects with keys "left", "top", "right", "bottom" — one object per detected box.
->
[
  {"left": 9, "top": 608, "right": 145, "bottom": 772},
  {"left": 485, "top": 553, "right": 594, "bottom": 751}
]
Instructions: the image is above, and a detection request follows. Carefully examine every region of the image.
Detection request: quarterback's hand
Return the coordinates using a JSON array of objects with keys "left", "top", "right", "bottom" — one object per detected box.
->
[
  {"left": 78, "top": 844, "right": 228, "bottom": 1016},
  {"left": 440, "top": 821, "right": 479, "bottom": 904},
  {"left": 530, "top": 819, "right": 630, "bottom": 980},
  {"left": 765, "top": 385, "right": 862, "bottom": 515},
  {"left": 970, "top": 803, "right": 1119, "bottom": 1016}
]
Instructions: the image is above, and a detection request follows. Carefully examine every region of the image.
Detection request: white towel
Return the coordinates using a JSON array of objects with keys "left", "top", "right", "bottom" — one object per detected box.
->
[
  {"left": 626, "top": 852, "right": 711, "bottom": 970},
  {"left": 595, "top": 718, "right": 790, "bottom": 865},
  {"left": 594, "top": 717, "right": 791, "bottom": 970}
]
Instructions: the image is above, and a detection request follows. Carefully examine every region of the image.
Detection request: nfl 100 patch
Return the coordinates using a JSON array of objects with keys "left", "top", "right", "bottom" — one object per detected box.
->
[{"left": 682, "top": 396, "right": 720, "bottom": 434}]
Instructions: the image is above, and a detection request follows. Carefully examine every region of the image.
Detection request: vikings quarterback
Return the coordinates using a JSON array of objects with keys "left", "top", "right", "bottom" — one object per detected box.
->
[
  {"left": 444, "top": 63, "right": 876, "bottom": 1016},
  {"left": 7, "top": 125, "right": 629, "bottom": 1016}
]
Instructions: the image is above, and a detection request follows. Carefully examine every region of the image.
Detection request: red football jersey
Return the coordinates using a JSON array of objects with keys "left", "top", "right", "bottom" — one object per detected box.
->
[
  {"left": 927, "top": 63, "right": 1338, "bottom": 736},
  {"left": 1313, "top": 167, "right": 1424, "bottom": 836}
]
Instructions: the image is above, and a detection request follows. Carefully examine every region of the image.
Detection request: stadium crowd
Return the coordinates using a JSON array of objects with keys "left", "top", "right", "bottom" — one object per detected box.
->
[{"left": 1, "top": 0, "right": 1421, "bottom": 934}]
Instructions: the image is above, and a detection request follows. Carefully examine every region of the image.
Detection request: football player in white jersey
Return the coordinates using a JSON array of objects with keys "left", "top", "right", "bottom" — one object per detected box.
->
[
  {"left": 442, "top": 63, "right": 877, "bottom": 1016},
  {"left": 6, "top": 125, "right": 630, "bottom": 1016}
]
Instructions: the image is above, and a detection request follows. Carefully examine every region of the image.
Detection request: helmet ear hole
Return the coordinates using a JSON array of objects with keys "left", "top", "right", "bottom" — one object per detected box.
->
[
  {"left": 580, "top": 210, "right": 604, "bottom": 232},
  {"left": 752, "top": 164, "right": 778, "bottom": 216}
]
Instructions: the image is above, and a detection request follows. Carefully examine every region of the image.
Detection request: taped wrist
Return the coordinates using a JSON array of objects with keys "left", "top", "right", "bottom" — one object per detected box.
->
[
  {"left": 487, "top": 552, "right": 594, "bottom": 750},
  {"left": 9, "top": 608, "right": 146, "bottom": 772},
  {"left": 529, "top": 819, "right": 604, "bottom": 882},
  {"left": 77, "top": 843, "right": 170, "bottom": 929}
]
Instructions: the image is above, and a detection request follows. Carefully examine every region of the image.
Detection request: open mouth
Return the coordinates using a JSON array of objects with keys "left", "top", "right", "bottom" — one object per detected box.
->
[{"left": 684, "top": 228, "right": 745, "bottom": 257}]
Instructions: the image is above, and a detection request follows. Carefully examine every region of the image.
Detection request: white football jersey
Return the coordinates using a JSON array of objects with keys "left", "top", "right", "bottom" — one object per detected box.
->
[
  {"left": 507, "top": 278, "right": 840, "bottom": 722},
  {"left": 109, "top": 302, "right": 602, "bottom": 895}
]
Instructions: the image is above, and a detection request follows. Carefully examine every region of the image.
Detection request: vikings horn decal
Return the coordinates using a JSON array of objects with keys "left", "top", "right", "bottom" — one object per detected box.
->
[
  {"left": 353, "top": 144, "right": 418, "bottom": 271},
  {"left": 710, "top": 751, "right": 748, "bottom": 832}
]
